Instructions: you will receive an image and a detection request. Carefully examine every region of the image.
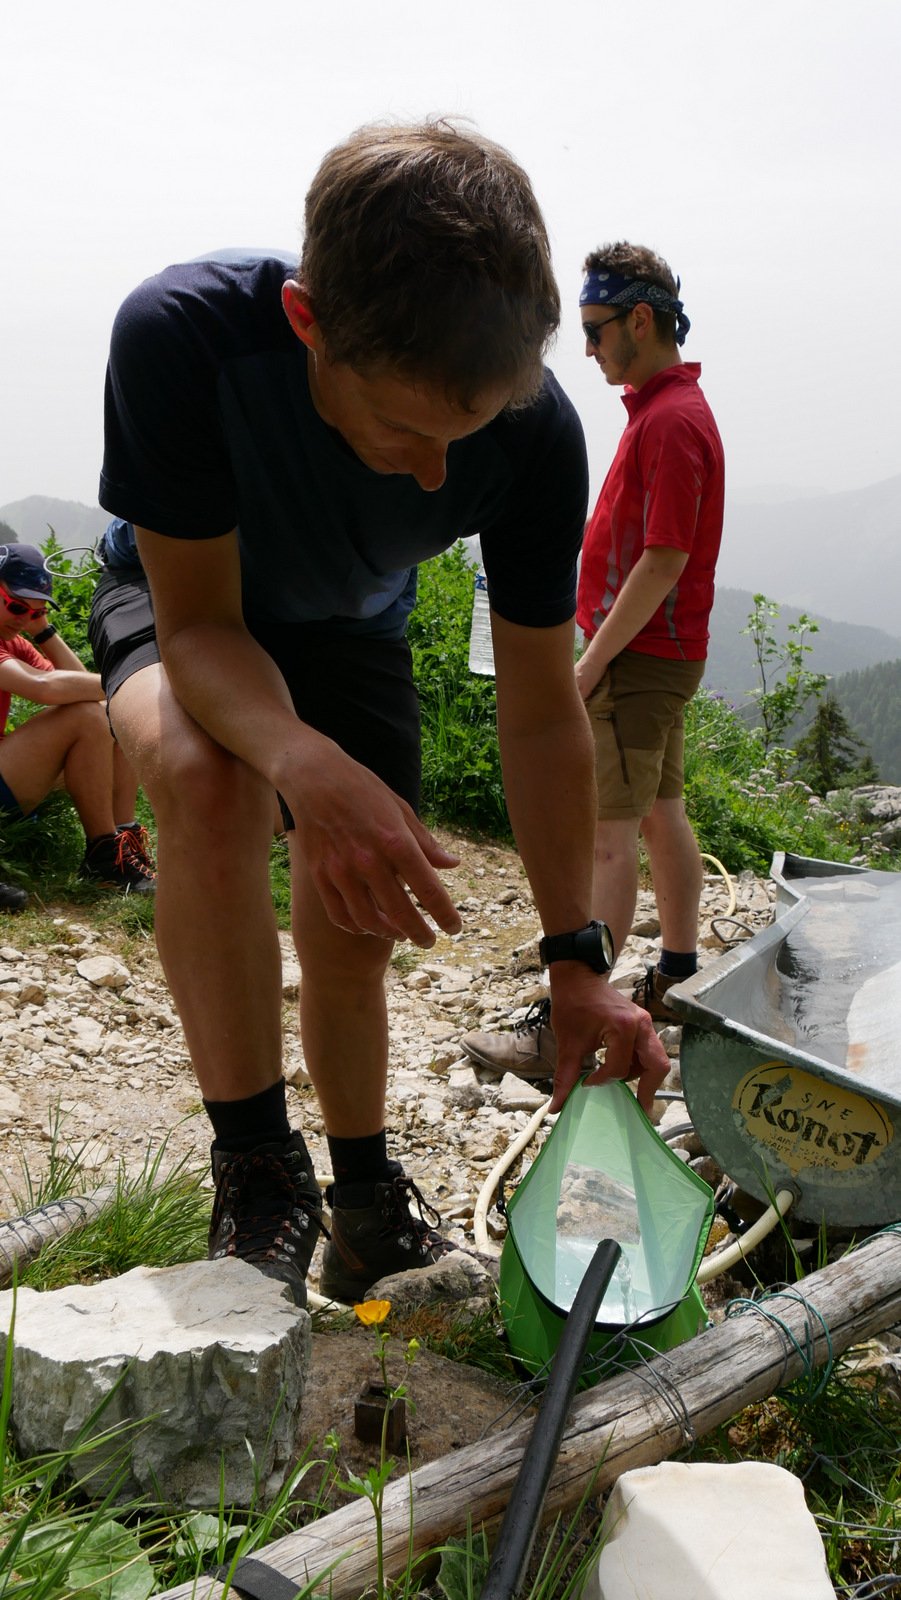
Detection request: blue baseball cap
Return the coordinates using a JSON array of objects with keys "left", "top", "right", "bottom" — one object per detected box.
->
[{"left": 0, "top": 545, "right": 56, "bottom": 606}]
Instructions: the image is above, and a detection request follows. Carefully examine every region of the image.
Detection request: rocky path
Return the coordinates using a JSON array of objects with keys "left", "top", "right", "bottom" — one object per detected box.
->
[{"left": 0, "top": 831, "right": 777, "bottom": 1291}]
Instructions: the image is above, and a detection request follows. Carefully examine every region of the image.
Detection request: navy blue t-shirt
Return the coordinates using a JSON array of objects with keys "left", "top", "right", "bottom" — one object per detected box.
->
[{"left": 99, "top": 253, "right": 588, "bottom": 637}]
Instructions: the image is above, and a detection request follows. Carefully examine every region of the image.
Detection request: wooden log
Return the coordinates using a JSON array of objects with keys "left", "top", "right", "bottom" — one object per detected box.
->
[
  {"left": 0, "top": 1187, "right": 117, "bottom": 1286},
  {"left": 160, "top": 1227, "right": 901, "bottom": 1600}
]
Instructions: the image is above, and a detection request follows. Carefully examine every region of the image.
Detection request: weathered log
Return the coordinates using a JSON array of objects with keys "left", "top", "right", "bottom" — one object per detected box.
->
[
  {"left": 0, "top": 1186, "right": 117, "bottom": 1287},
  {"left": 160, "top": 1227, "right": 901, "bottom": 1600}
]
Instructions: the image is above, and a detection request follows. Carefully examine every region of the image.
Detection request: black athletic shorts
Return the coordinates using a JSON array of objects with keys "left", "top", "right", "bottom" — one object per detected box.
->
[{"left": 89, "top": 568, "right": 422, "bottom": 825}]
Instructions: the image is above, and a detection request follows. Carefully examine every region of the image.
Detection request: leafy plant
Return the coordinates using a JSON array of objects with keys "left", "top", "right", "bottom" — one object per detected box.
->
[
  {"left": 337, "top": 1300, "right": 420, "bottom": 1600},
  {"left": 742, "top": 593, "right": 828, "bottom": 753}
]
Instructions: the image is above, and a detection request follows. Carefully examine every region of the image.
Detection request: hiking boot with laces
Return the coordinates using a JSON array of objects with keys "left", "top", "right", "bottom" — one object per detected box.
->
[
  {"left": 209, "top": 1132, "right": 325, "bottom": 1308},
  {"left": 82, "top": 828, "right": 157, "bottom": 895},
  {"left": 632, "top": 964, "right": 681, "bottom": 1022},
  {"left": 461, "top": 997, "right": 598, "bottom": 1081},
  {"left": 319, "top": 1162, "right": 457, "bottom": 1304}
]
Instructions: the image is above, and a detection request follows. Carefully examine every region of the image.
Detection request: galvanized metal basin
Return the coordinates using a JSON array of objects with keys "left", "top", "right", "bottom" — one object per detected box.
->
[{"left": 668, "top": 853, "right": 901, "bottom": 1226}]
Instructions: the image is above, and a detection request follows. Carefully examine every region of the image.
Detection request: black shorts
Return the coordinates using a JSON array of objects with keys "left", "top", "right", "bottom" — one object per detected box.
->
[{"left": 89, "top": 569, "right": 422, "bottom": 823}]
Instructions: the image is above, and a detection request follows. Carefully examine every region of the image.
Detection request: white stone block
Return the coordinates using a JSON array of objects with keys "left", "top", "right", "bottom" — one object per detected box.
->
[{"left": 586, "top": 1461, "right": 834, "bottom": 1600}]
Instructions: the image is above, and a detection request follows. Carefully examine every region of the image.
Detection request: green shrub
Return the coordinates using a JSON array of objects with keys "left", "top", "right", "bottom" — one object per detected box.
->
[{"left": 408, "top": 543, "right": 509, "bottom": 837}]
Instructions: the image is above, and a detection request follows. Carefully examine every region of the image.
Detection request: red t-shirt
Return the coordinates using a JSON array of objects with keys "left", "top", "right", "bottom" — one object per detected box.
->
[
  {"left": 576, "top": 363, "right": 725, "bottom": 660},
  {"left": 0, "top": 636, "right": 54, "bottom": 738}
]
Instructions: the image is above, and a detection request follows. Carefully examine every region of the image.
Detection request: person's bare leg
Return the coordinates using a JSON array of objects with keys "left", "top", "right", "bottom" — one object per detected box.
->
[
  {"left": 639, "top": 796, "right": 704, "bottom": 953},
  {"left": 289, "top": 832, "right": 392, "bottom": 1137},
  {"left": 109, "top": 665, "right": 283, "bottom": 1100},
  {"left": 111, "top": 740, "right": 140, "bottom": 825},
  {"left": 591, "top": 815, "right": 642, "bottom": 962},
  {"left": 0, "top": 703, "right": 116, "bottom": 840}
]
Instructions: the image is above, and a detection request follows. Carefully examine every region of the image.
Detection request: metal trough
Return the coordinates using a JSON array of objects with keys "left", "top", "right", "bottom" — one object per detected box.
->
[{"left": 668, "top": 852, "right": 901, "bottom": 1226}]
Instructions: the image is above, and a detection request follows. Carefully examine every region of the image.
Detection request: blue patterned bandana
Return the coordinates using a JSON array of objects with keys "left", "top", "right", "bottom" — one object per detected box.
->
[{"left": 580, "top": 269, "right": 691, "bottom": 346}]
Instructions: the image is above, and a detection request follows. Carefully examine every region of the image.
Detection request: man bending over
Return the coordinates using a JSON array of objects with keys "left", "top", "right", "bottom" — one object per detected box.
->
[{"left": 90, "top": 126, "right": 669, "bottom": 1308}]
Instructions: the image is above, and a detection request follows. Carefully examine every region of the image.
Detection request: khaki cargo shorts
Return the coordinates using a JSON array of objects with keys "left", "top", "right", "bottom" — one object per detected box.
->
[{"left": 584, "top": 649, "right": 706, "bottom": 820}]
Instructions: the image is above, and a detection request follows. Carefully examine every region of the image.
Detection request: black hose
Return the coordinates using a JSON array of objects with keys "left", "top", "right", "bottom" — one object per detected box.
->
[{"left": 479, "top": 1237, "right": 622, "bottom": 1600}]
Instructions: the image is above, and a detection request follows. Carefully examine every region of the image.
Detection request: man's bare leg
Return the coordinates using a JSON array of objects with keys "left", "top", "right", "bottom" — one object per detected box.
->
[
  {"left": 592, "top": 815, "right": 642, "bottom": 962},
  {"left": 639, "top": 796, "right": 704, "bottom": 954},
  {"left": 289, "top": 833, "right": 392, "bottom": 1137},
  {"left": 111, "top": 740, "right": 140, "bottom": 826},
  {"left": 109, "top": 665, "right": 283, "bottom": 1100}
]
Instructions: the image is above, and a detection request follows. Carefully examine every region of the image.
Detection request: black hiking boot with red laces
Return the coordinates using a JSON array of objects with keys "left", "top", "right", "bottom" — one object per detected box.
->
[
  {"left": 82, "top": 826, "right": 157, "bottom": 896},
  {"left": 208, "top": 1132, "right": 325, "bottom": 1308},
  {"left": 319, "top": 1162, "right": 457, "bottom": 1304}
]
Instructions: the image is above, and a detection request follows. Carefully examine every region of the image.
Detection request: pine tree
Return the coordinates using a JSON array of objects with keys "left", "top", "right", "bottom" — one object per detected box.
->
[{"left": 794, "top": 695, "right": 878, "bottom": 795}]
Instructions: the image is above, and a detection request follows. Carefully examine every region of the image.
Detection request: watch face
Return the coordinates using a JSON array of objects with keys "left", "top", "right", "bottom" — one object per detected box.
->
[{"left": 599, "top": 922, "right": 615, "bottom": 967}]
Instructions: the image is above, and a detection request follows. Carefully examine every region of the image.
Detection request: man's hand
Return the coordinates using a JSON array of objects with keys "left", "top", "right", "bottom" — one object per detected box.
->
[
  {"left": 547, "top": 964, "right": 670, "bottom": 1114},
  {"left": 285, "top": 743, "right": 462, "bottom": 946},
  {"left": 574, "top": 648, "right": 607, "bottom": 701}
]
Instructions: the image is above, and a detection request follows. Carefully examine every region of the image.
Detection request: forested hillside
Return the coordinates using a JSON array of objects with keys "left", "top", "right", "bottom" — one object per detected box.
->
[{"left": 831, "top": 659, "right": 901, "bottom": 783}]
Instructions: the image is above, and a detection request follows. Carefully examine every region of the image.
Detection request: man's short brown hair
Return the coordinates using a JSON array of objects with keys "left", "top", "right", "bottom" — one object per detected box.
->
[
  {"left": 300, "top": 120, "right": 560, "bottom": 409},
  {"left": 583, "top": 242, "right": 679, "bottom": 345}
]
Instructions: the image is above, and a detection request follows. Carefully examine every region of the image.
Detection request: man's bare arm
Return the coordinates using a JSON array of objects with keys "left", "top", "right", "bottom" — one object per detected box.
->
[
  {"left": 135, "top": 526, "right": 462, "bottom": 945},
  {"left": 492, "top": 611, "right": 669, "bottom": 1111},
  {"left": 575, "top": 545, "right": 689, "bottom": 699}
]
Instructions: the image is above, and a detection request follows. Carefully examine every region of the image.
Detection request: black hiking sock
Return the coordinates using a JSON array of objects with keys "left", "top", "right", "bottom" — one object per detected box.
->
[
  {"left": 327, "top": 1130, "right": 390, "bottom": 1202},
  {"left": 205, "top": 1077, "right": 291, "bottom": 1151},
  {"left": 658, "top": 949, "right": 698, "bottom": 979}
]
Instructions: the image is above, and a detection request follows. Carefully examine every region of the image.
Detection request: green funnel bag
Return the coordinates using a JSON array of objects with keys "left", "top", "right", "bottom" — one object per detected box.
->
[{"left": 499, "top": 1081, "right": 714, "bottom": 1383}]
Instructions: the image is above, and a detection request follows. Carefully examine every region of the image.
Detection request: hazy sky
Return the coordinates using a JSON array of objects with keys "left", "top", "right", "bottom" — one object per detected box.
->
[{"left": 3, "top": 0, "right": 899, "bottom": 510}]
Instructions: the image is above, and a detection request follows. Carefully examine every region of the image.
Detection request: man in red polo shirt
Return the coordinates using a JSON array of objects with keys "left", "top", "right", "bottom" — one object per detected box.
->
[
  {"left": 573, "top": 241, "right": 724, "bottom": 1019},
  {"left": 462, "top": 241, "right": 723, "bottom": 1077}
]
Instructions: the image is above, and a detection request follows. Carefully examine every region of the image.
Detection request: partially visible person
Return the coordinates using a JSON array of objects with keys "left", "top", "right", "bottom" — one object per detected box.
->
[
  {"left": 462, "top": 241, "right": 723, "bottom": 1077},
  {"left": 0, "top": 543, "right": 156, "bottom": 896}
]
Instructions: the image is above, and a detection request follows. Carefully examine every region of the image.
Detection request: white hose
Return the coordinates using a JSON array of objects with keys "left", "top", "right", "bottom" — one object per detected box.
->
[
  {"left": 472, "top": 1098, "right": 552, "bottom": 1256},
  {"left": 700, "top": 851, "right": 737, "bottom": 919},
  {"left": 695, "top": 1188, "right": 795, "bottom": 1284}
]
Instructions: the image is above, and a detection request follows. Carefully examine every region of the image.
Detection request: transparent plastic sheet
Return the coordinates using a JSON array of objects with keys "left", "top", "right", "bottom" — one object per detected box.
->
[{"left": 501, "top": 1081, "right": 714, "bottom": 1369}]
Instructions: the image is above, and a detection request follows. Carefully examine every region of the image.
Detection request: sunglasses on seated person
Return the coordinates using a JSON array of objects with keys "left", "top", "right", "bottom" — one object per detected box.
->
[{"left": 0, "top": 584, "right": 49, "bottom": 622}]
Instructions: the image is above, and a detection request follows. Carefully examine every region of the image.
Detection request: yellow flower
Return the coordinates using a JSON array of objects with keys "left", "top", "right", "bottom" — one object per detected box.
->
[{"left": 354, "top": 1299, "right": 391, "bottom": 1326}]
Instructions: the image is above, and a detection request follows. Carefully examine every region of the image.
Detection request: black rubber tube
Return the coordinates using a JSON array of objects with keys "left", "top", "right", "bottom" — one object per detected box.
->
[{"left": 479, "top": 1237, "right": 623, "bottom": 1600}]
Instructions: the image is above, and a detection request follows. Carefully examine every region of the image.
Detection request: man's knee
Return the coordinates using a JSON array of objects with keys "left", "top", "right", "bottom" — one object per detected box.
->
[{"left": 594, "top": 816, "right": 641, "bottom": 868}]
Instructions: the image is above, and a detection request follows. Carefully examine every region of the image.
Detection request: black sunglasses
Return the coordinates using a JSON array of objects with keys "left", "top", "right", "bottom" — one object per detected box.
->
[{"left": 581, "top": 310, "right": 629, "bottom": 348}]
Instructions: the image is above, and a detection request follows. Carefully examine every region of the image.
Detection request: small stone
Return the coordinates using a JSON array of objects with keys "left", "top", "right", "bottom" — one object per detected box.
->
[
  {"left": 76, "top": 955, "right": 131, "bottom": 989},
  {"left": 495, "top": 1073, "right": 547, "bottom": 1112},
  {"left": 445, "top": 1066, "right": 485, "bottom": 1110}
]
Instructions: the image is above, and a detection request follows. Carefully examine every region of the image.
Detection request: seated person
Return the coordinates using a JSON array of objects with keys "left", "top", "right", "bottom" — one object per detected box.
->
[{"left": 0, "top": 543, "right": 155, "bottom": 900}]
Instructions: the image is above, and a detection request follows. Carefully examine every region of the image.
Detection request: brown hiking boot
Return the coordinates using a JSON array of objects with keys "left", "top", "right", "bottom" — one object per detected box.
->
[
  {"left": 632, "top": 964, "right": 681, "bottom": 1021},
  {"left": 319, "top": 1164, "right": 457, "bottom": 1304},
  {"left": 461, "top": 997, "right": 598, "bottom": 1081},
  {"left": 209, "top": 1132, "right": 326, "bottom": 1308}
]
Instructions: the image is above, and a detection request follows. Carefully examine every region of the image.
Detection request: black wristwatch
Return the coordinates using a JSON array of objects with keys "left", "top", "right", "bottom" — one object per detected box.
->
[
  {"left": 32, "top": 625, "right": 57, "bottom": 646},
  {"left": 539, "top": 920, "right": 615, "bottom": 974}
]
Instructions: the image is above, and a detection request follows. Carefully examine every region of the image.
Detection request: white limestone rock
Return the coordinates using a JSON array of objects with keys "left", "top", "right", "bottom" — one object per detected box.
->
[
  {"left": 76, "top": 955, "right": 131, "bottom": 989},
  {"left": 0, "top": 1259, "right": 311, "bottom": 1508},
  {"left": 495, "top": 1073, "right": 547, "bottom": 1112}
]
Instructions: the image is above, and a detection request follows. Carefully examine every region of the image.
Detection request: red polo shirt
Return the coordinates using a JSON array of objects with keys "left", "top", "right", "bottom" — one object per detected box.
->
[
  {"left": 577, "top": 363, "right": 724, "bottom": 660},
  {"left": 0, "top": 636, "right": 54, "bottom": 737}
]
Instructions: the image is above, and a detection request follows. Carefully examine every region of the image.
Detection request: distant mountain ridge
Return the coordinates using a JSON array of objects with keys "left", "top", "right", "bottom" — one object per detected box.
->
[
  {"left": 717, "top": 473, "right": 901, "bottom": 636},
  {"left": 0, "top": 496, "right": 109, "bottom": 556},
  {"left": 705, "top": 588, "right": 901, "bottom": 709}
]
